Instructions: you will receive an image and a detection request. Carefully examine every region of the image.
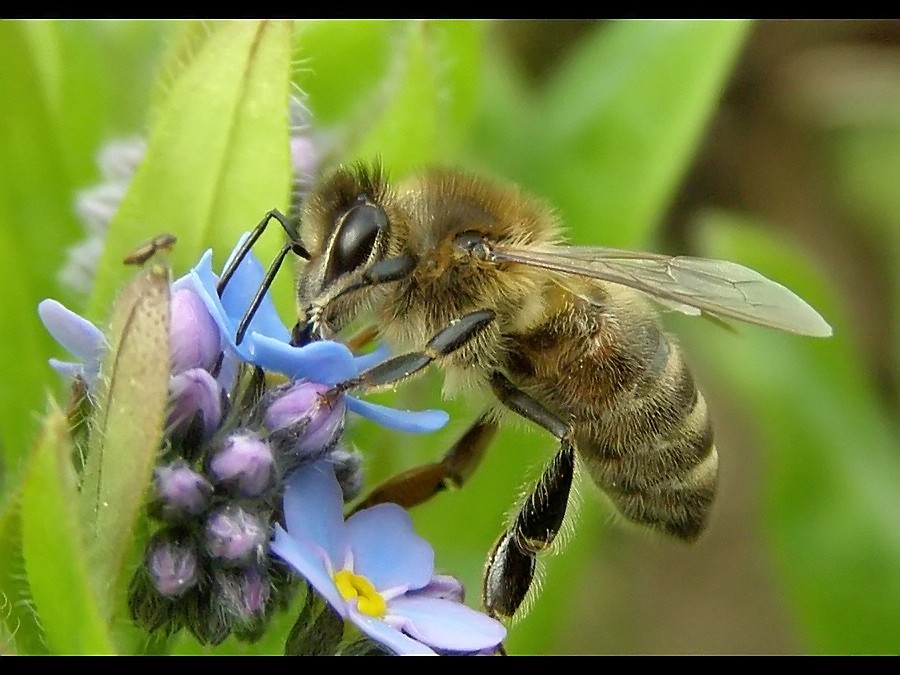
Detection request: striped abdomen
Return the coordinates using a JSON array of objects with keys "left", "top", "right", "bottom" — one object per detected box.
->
[{"left": 506, "top": 283, "right": 718, "bottom": 541}]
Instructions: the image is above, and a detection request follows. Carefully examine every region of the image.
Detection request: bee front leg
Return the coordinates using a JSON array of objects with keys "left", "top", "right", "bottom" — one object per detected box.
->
[
  {"left": 216, "top": 208, "right": 311, "bottom": 345},
  {"left": 484, "top": 371, "right": 576, "bottom": 621}
]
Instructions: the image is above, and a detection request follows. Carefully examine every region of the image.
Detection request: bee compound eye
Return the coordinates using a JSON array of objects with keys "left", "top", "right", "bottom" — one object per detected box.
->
[{"left": 325, "top": 202, "right": 387, "bottom": 284}]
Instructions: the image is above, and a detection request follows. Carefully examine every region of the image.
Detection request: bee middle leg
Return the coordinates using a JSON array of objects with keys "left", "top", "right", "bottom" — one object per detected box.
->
[
  {"left": 329, "top": 309, "right": 495, "bottom": 394},
  {"left": 483, "top": 371, "right": 576, "bottom": 621},
  {"left": 332, "top": 309, "right": 499, "bottom": 512}
]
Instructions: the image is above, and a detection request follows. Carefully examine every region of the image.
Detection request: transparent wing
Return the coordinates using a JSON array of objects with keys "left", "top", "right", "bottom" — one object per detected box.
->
[{"left": 491, "top": 244, "right": 833, "bottom": 337}]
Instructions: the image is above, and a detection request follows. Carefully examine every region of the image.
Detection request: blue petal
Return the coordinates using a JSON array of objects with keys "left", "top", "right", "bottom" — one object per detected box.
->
[
  {"left": 270, "top": 525, "right": 347, "bottom": 619},
  {"left": 345, "top": 503, "right": 433, "bottom": 592},
  {"left": 188, "top": 251, "right": 251, "bottom": 359},
  {"left": 248, "top": 333, "right": 357, "bottom": 384},
  {"left": 218, "top": 235, "right": 291, "bottom": 344},
  {"left": 348, "top": 608, "right": 436, "bottom": 656},
  {"left": 352, "top": 342, "right": 391, "bottom": 373},
  {"left": 408, "top": 574, "right": 464, "bottom": 603},
  {"left": 281, "top": 461, "right": 349, "bottom": 569},
  {"left": 48, "top": 359, "right": 84, "bottom": 381},
  {"left": 187, "top": 248, "right": 289, "bottom": 364},
  {"left": 387, "top": 595, "right": 506, "bottom": 653},
  {"left": 345, "top": 397, "right": 449, "bottom": 433},
  {"left": 38, "top": 299, "right": 105, "bottom": 367}
]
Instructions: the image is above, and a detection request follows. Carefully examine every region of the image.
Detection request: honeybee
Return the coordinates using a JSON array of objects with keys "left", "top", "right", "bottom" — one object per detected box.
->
[{"left": 227, "top": 161, "right": 831, "bottom": 621}]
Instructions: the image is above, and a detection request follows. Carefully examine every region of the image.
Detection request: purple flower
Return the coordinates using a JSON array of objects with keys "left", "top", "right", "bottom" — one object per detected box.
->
[
  {"left": 270, "top": 460, "right": 506, "bottom": 656},
  {"left": 188, "top": 237, "right": 448, "bottom": 435}
]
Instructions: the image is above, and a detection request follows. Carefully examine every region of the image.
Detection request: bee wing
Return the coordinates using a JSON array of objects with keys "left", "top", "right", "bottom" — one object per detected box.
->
[{"left": 491, "top": 244, "right": 833, "bottom": 337}]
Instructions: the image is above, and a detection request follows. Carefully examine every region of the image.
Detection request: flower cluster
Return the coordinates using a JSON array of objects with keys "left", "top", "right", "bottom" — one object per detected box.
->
[
  {"left": 40, "top": 236, "right": 504, "bottom": 654},
  {"left": 40, "top": 97, "right": 506, "bottom": 654},
  {"left": 41, "top": 239, "right": 451, "bottom": 646}
]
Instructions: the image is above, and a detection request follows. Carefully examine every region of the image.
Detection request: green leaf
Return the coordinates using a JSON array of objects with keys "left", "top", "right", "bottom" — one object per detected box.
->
[
  {"left": 21, "top": 408, "right": 115, "bottom": 654},
  {"left": 88, "top": 20, "right": 295, "bottom": 320},
  {"left": 79, "top": 263, "right": 171, "bottom": 616},
  {"left": 476, "top": 20, "right": 751, "bottom": 249},
  {"left": 294, "top": 20, "right": 486, "bottom": 175},
  {"left": 352, "top": 21, "right": 486, "bottom": 174},
  {"left": 0, "top": 497, "right": 47, "bottom": 654},
  {"left": 692, "top": 212, "right": 900, "bottom": 654},
  {"left": 542, "top": 20, "right": 750, "bottom": 247},
  {"left": 0, "top": 22, "right": 82, "bottom": 478},
  {"left": 293, "top": 20, "right": 396, "bottom": 126}
]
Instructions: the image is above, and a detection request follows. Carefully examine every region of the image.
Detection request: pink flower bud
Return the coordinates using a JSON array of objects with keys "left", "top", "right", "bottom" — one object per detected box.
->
[
  {"left": 152, "top": 460, "right": 213, "bottom": 522},
  {"left": 203, "top": 504, "right": 268, "bottom": 566},
  {"left": 264, "top": 381, "right": 346, "bottom": 460},
  {"left": 167, "top": 368, "right": 223, "bottom": 440},
  {"left": 146, "top": 533, "right": 199, "bottom": 598},
  {"left": 169, "top": 287, "right": 221, "bottom": 374},
  {"left": 212, "top": 564, "right": 271, "bottom": 628},
  {"left": 208, "top": 433, "right": 276, "bottom": 498}
]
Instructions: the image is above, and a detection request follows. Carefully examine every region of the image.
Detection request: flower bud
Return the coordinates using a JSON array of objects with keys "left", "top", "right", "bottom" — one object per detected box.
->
[
  {"left": 145, "top": 531, "right": 200, "bottom": 598},
  {"left": 211, "top": 564, "right": 271, "bottom": 631},
  {"left": 203, "top": 504, "right": 268, "bottom": 566},
  {"left": 264, "top": 381, "right": 345, "bottom": 460},
  {"left": 328, "top": 445, "right": 364, "bottom": 502},
  {"left": 151, "top": 459, "right": 213, "bottom": 522},
  {"left": 207, "top": 432, "right": 276, "bottom": 498},
  {"left": 169, "top": 287, "right": 221, "bottom": 374},
  {"left": 167, "top": 367, "right": 223, "bottom": 441}
]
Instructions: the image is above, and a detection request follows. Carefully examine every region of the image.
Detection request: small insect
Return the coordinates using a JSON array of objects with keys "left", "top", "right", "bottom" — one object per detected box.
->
[
  {"left": 123, "top": 233, "right": 178, "bottom": 266},
  {"left": 224, "top": 162, "right": 831, "bottom": 621}
]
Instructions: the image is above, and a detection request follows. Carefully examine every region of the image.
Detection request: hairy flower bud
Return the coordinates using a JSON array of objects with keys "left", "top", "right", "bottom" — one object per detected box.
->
[
  {"left": 169, "top": 287, "right": 221, "bottom": 374},
  {"left": 264, "top": 381, "right": 345, "bottom": 461},
  {"left": 203, "top": 504, "right": 268, "bottom": 566},
  {"left": 167, "top": 367, "right": 223, "bottom": 441},
  {"left": 145, "top": 531, "right": 200, "bottom": 598},
  {"left": 207, "top": 432, "right": 276, "bottom": 498},
  {"left": 151, "top": 459, "right": 213, "bottom": 522},
  {"left": 211, "top": 564, "right": 271, "bottom": 631},
  {"left": 328, "top": 445, "right": 364, "bottom": 502}
]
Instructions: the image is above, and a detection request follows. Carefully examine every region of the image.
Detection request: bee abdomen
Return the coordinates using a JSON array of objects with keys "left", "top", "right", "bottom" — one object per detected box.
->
[{"left": 580, "top": 335, "right": 718, "bottom": 541}]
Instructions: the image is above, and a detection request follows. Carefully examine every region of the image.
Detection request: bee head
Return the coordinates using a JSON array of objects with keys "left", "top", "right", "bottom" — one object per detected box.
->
[{"left": 296, "top": 162, "right": 404, "bottom": 337}]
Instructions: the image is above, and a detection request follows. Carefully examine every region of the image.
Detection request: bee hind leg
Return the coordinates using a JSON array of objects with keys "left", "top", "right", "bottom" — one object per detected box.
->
[
  {"left": 349, "top": 413, "right": 498, "bottom": 513},
  {"left": 484, "top": 372, "right": 576, "bottom": 620}
]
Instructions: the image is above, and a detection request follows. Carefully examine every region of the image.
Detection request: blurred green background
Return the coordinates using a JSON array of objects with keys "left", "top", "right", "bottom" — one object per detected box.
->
[{"left": 0, "top": 20, "right": 897, "bottom": 655}]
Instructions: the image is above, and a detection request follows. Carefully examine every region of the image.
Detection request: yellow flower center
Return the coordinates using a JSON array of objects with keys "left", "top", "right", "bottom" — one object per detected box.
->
[{"left": 334, "top": 569, "right": 387, "bottom": 618}]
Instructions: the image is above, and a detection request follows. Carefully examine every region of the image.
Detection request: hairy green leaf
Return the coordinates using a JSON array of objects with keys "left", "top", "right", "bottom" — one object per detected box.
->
[
  {"left": 88, "top": 20, "right": 295, "bottom": 320},
  {"left": 22, "top": 408, "right": 115, "bottom": 654},
  {"left": 79, "top": 263, "right": 170, "bottom": 616}
]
